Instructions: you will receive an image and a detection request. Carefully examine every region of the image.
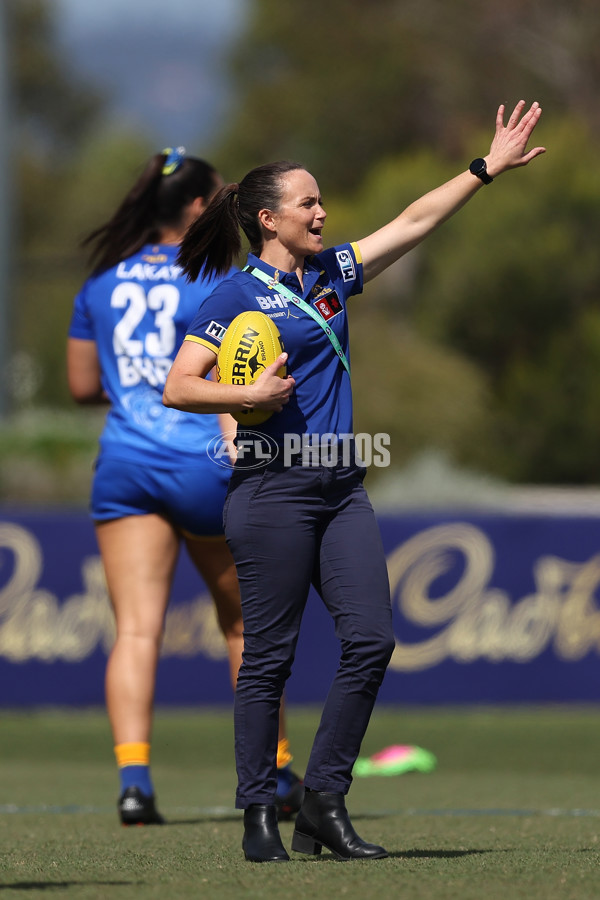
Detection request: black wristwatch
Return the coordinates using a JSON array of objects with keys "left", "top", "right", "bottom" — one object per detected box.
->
[{"left": 469, "top": 157, "right": 493, "bottom": 185}]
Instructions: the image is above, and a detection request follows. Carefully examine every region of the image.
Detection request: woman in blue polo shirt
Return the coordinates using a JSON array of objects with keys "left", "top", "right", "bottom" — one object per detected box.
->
[{"left": 163, "top": 100, "right": 545, "bottom": 861}]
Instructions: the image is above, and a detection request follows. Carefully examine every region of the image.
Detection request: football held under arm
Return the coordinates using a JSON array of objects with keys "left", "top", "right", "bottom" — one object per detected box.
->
[{"left": 162, "top": 334, "right": 293, "bottom": 417}]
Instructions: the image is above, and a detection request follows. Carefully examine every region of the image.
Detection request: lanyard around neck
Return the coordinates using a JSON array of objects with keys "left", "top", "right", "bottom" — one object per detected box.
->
[{"left": 243, "top": 264, "right": 351, "bottom": 376}]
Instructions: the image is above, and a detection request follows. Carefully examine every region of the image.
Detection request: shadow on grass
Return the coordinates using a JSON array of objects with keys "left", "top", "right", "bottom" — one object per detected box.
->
[
  {"left": 392, "top": 848, "right": 496, "bottom": 859},
  {"left": 293, "top": 848, "right": 497, "bottom": 863},
  {"left": 0, "top": 883, "right": 140, "bottom": 892}
]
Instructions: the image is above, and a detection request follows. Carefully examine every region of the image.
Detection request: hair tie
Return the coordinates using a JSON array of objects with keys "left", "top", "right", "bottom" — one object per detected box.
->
[{"left": 161, "top": 146, "right": 186, "bottom": 175}]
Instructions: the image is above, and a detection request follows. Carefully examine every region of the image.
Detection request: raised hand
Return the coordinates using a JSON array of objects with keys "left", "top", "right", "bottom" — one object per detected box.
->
[{"left": 486, "top": 100, "right": 546, "bottom": 176}]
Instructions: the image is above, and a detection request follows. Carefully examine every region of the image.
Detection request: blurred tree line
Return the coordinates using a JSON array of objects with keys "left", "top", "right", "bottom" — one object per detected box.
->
[{"left": 6, "top": 0, "right": 600, "bottom": 488}]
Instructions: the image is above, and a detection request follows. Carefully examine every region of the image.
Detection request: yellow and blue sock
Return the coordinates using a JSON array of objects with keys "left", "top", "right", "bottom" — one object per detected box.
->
[
  {"left": 276, "top": 738, "right": 296, "bottom": 796},
  {"left": 115, "top": 742, "right": 154, "bottom": 798}
]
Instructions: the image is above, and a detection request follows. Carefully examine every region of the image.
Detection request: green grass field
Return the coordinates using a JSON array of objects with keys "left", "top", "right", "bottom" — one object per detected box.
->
[{"left": 1, "top": 705, "right": 600, "bottom": 899}]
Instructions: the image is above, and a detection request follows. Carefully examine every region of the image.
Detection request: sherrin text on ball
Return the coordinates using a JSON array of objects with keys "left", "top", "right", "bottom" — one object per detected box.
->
[{"left": 217, "top": 311, "right": 286, "bottom": 425}]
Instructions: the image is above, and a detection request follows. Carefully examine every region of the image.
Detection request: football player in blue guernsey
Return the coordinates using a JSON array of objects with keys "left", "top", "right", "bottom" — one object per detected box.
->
[
  {"left": 67, "top": 148, "right": 303, "bottom": 827},
  {"left": 163, "top": 101, "right": 545, "bottom": 861}
]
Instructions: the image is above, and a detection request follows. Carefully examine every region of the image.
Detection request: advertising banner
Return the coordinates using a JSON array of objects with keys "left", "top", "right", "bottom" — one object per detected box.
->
[{"left": 1, "top": 509, "right": 600, "bottom": 705}]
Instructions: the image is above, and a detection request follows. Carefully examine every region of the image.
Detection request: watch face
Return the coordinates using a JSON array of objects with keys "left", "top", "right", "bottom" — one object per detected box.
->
[{"left": 469, "top": 158, "right": 492, "bottom": 183}]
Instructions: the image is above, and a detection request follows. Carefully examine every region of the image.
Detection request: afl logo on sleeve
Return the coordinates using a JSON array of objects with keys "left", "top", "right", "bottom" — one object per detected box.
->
[
  {"left": 313, "top": 291, "right": 342, "bottom": 321},
  {"left": 335, "top": 249, "right": 356, "bottom": 283}
]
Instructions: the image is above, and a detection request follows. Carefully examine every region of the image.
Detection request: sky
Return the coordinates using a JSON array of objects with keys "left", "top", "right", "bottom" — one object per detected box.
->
[
  {"left": 54, "top": 0, "right": 245, "bottom": 42},
  {"left": 52, "top": 0, "right": 249, "bottom": 149}
]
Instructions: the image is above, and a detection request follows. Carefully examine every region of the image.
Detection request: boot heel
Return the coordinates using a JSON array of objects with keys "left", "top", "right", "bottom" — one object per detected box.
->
[
  {"left": 291, "top": 830, "right": 322, "bottom": 855},
  {"left": 293, "top": 791, "right": 388, "bottom": 860}
]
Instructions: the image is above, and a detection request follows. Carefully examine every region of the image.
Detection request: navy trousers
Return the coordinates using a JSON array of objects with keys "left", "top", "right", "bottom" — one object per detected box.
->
[{"left": 223, "top": 457, "right": 395, "bottom": 808}]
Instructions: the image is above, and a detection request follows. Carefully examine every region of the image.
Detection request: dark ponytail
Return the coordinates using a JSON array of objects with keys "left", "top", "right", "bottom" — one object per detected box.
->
[
  {"left": 177, "top": 183, "right": 241, "bottom": 281},
  {"left": 177, "top": 160, "right": 306, "bottom": 281},
  {"left": 82, "top": 151, "right": 219, "bottom": 275}
]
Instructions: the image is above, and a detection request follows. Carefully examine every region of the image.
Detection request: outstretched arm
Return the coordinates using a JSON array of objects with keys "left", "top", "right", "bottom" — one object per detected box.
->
[{"left": 357, "top": 100, "right": 546, "bottom": 283}]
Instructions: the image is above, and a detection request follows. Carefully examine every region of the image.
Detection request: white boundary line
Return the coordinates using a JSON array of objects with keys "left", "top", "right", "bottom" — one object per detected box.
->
[{"left": 2, "top": 805, "right": 600, "bottom": 817}]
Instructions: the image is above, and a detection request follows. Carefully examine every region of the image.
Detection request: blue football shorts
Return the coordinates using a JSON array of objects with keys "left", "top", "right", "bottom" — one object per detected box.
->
[{"left": 91, "top": 455, "right": 231, "bottom": 537}]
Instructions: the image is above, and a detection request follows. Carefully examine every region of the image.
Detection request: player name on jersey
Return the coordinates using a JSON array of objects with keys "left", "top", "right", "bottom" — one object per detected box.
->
[{"left": 116, "top": 262, "right": 182, "bottom": 282}]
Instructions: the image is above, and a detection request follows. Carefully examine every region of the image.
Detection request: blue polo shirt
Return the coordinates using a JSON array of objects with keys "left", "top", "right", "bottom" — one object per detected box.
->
[{"left": 184, "top": 243, "right": 363, "bottom": 443}]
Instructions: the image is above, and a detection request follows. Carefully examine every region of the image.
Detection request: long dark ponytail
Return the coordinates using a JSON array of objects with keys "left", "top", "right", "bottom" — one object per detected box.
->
[{"left": 82, "top": 150, "right": 219, "bottom": 275}]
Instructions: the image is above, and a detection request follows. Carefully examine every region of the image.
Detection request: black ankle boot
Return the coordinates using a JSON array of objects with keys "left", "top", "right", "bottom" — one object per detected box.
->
[
  {"left": 242, "top": 804, "right": 290, "bottom": 862},
  {"left": 291, "top": 790, "right": 388, "bottom": 860}
]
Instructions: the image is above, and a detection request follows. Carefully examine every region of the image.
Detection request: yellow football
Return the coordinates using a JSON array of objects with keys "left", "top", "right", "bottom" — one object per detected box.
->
[{"left": 217, "top": 311, "right": 286, "bottom": 425}]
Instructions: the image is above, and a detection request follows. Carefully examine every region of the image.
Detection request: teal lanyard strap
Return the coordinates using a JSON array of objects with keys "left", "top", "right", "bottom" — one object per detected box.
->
[{"left": 243, "top": 265, "right": 351, "bottom": 376}]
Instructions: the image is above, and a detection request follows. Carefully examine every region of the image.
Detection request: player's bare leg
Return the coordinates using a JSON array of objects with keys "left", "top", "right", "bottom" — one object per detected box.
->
[{"left": 97, "top": 513, "right": 177, "bottom": 824}]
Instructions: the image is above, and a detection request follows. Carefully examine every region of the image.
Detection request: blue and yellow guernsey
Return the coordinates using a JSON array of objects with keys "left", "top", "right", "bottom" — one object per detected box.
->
[
  {"left": 185, "top": 243, "right": 363, "bottom": 444},
  {"left": 69, "top": 244, "right": 232, "bottom": 464}
]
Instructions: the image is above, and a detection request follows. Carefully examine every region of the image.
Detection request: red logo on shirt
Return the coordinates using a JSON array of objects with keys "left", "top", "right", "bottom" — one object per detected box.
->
[{"left": 313, "top": 292, "right": 342, "bottom": 321}]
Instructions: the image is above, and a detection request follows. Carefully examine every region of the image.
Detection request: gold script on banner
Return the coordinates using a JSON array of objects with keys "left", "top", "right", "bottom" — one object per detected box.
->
[
  {"left": 387, "top": 522, "right": 600, "bottom": 671},
  {"left": 0, "top": 522, "right": 227, "bottom": 663},
  {"left": 3, "top": 520, "right": 600, "bottom": 668}
]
